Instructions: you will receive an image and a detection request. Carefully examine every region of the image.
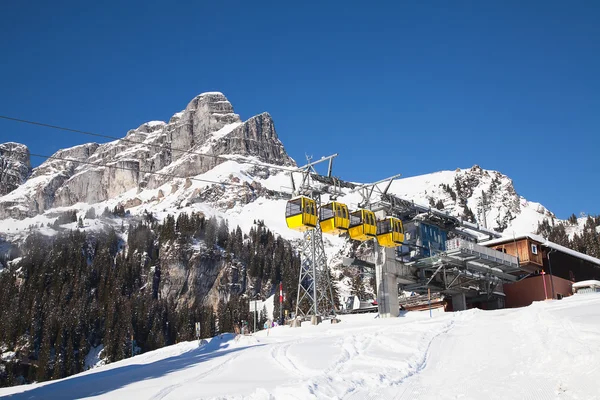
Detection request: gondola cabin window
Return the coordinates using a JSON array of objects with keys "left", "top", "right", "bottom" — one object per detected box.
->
[{"left": 285, "top": 196, "right": 317, "bottom": 232}]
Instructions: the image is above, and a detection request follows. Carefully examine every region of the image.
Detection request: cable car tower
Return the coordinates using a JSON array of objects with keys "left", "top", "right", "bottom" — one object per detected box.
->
[{"left": 286, "top": 154, "right": 341, "bottom": 325}]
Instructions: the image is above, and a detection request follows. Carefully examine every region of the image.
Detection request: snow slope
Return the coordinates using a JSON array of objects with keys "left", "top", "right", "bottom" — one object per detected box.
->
[{"left": 2, "top": 293, "right": 598, "bottom": 400}]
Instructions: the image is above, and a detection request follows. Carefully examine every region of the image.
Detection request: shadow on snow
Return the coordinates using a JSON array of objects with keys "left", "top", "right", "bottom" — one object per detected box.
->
[{"left": 5, "top": 333, "right": 261, "bottom": 399}]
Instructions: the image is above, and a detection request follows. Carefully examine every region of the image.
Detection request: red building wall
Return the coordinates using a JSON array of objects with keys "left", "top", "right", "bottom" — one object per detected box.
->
[{"left": 503, "top": 275, "right": 573, "bottom": 308}]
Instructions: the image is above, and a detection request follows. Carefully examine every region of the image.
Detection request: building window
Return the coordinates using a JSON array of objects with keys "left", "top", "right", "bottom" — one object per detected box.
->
[{"left": 531, "top": 244, "right": 538, "bottom": 255}]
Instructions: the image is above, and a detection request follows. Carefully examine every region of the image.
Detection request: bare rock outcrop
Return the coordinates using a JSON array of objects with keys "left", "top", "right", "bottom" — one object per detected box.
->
[{"left": 0, "top": 142, "right": 31, "bottom": 196}]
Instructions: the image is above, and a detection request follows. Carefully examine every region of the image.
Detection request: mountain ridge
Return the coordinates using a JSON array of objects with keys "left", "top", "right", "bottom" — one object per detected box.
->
[
  {"left": 0, "top": 92, "right": 293, "bottom": 220},
  {"left": 0, "top": 91, "right": 577, "bottom": 243}
]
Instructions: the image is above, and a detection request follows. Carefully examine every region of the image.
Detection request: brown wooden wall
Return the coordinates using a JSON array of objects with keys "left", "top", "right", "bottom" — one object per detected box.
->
[
  {"left": 503, "top": 275, "right": 574, "bottom": 308},
  {"left": 491, "top": 239, "right": 543, "bottom": 268}
]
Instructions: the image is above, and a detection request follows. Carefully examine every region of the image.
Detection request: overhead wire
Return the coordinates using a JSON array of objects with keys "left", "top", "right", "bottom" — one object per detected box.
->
[{"left": 0, "top": 115, "right": 297, "bottom": 173}]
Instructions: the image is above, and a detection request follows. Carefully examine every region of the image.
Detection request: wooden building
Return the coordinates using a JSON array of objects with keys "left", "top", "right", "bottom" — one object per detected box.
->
[{"left": 481, "top": 234, "right": 600, "bottom": 306}]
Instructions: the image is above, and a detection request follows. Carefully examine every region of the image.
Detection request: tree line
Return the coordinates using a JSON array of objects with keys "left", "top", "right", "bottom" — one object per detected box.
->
[
  {"left": 537, "top": 214, "right": 600, "bottom": 258},
  {"left": 0, "top": 210, "right": 302, "bottom": 387}
]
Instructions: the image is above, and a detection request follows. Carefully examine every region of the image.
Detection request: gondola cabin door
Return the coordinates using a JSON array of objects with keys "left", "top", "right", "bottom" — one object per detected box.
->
[
  {"left": 319, "top": 201, "right": 350, "bottom": 235},
  {"left": 376, "top": 217, "right": 404, "bottom": 247},
  {"left": 348, "top": 209, "right": 377, "bottom": 241}
]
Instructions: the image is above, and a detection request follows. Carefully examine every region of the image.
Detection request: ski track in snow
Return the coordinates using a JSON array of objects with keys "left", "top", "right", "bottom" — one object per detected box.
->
[
  {"left": 150, "top": 351, "right": 243, "bottom": 400},
  {"left": 1, "top": 294, "right": 599, "bottom": 399}
]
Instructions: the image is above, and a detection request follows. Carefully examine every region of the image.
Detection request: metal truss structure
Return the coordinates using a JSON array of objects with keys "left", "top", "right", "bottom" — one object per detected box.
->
[{"left": 290, "top": 156, "right": 340, "bottom": 323}]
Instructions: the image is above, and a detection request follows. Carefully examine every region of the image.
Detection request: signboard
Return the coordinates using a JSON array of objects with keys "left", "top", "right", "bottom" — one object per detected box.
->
[{"left": 249, "top": 300, "right": 264, "bottom": 312}]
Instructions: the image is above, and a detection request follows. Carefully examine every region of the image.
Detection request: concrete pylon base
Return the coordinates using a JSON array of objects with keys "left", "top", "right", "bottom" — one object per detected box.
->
[
  {"left": 291, "top": 318, "right": 302, "bottom": 328},
  {"left": 330, "top": 318, "right": 340, "bottom": 324},
  {"left": 452, "top": 293, "right": 467, "bottom": 311},
  {"left": 311, "top": 315, "right": 322, "bottom": 325}
]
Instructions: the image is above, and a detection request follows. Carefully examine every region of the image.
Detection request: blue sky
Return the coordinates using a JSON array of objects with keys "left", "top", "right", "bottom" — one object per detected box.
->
[{"left": 0, "top": 1, "right": 598, "bottom": 219}]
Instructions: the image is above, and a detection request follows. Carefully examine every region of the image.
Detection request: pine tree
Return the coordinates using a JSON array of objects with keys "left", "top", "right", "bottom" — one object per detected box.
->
[
  {"left": 204, "top": 216, "right": 218, "bottom": 248},
  {"left": 568, "top": 213, "right": 578, "bottom": 225},
  {"left": 350, "top": 274, "right": 366, "bottom": 299},
  {"left": 259, "top": 305, "right": 268, "bottom": 327},
  {"left": 435, "top": 199, "right": 445, "bottom": 210},
  {"left": 85, "top": 207, "right": 96, "bottom": 219},
  {"left": 217, "top": 219, "right": 229, "bottom": 248}
]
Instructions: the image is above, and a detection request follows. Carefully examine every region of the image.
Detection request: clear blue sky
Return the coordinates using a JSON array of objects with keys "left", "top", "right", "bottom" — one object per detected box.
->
[{"left": 1, "top": 1, "right": 598, "bottom": 219}]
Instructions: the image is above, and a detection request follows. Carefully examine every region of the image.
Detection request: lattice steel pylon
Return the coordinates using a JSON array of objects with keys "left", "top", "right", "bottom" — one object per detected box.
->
[
  {"left": 294, "top": 201, "right": 335, "bottom": 320},
  {"left": 290, "top": 155, "right": 339, "bottom": 325}
]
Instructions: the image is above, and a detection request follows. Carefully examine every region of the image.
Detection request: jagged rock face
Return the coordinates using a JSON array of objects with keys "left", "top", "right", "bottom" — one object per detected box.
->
[
  {"left": 0, "top": 143, "right": 31, "bottom": 196},
  {"left": 214, "top": 112, "right": 291, "bottom": 164},
  {"left": 0, "top": 143, "right": 99, "bottom": 219},
  {"left": 159, "top": 242, "right": 245, "bottom": 309},
  {"left": 0, "top": 92, "right": 295, "bottom": 218}
]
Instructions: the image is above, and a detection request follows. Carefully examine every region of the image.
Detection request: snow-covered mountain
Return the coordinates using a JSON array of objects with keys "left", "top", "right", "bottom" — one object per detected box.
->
[{"left": 0, "top": 92, "right": 571, "bottom": 278}]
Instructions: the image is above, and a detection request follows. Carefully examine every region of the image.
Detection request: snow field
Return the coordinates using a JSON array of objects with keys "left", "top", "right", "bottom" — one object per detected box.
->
[{"left": 2, "top": 293, "right": 598, "bottom": 399}]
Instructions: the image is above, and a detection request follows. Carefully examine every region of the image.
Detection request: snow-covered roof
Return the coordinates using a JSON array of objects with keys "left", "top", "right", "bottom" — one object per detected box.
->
[
  {"left": 572, "top": 280, "right": 600, "bottom": 289},
  {"left": 481, "top": 234, "right": 600, "bottom": 267}
]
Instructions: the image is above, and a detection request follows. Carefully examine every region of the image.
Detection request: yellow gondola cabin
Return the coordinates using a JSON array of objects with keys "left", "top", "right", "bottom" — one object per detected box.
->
[
  {"left": 285, "top": 196, "right": 318, "bottom": 232},
  {"left": 376, "top": 217, "right": 404, "bottom": 247},
  {"left": 319, "top": 201, "right": 350, "bottom": 235},
  {"left": 348, "top": 209, "right": 377, "bottom": 241}
]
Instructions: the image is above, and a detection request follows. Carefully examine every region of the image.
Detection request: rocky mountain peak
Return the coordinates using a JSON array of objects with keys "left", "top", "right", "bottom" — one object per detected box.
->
[
  {"left": 182, "top": 92, "right": 242, "bottom": 143},
  {"left": 0, "top": 142, "right": 31, "bottom": 196},
  {"left": 0, "top": 92, "right": 294, "bottom": 218}
]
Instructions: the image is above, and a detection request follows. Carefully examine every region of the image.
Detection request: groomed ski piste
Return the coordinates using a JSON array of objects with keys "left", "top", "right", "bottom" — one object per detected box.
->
[{"left": 1, "top": 293, "right": 599, "bottom": 400}]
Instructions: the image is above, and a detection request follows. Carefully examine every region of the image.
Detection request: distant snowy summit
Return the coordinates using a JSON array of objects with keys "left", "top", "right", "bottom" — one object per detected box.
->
[
  {"left": 384, "top": 164, "right": 555, "bottom": 235},
  {"left": 0, "top": 92, "right": 294, "bottom": 219}
]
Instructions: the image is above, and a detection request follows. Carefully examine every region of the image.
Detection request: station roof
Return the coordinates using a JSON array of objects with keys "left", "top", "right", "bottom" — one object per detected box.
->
[{"left": 481, "top": 233, "right": 600, "bottom": 267}]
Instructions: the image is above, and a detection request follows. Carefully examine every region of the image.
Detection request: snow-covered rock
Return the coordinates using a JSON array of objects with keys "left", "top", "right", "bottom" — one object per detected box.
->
[
  {"left": 386, "top": 165, "right": 555, "bottom": 234},
  {"left": 0, "top": 142, "right": 31, "bottom": 196}
]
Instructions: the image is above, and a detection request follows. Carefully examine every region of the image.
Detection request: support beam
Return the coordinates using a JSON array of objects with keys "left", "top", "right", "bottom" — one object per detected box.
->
[
  {"left": 452, "top": 293, "right": 467, "bottom": 311},
  {"left": 375, "top": 245, "right": 400, "bottom": 318}
]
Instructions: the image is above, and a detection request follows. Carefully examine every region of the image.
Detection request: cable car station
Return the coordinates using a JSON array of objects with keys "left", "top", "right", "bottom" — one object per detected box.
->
[{"left": 284, "top": 154, "right": 527, "bottom": 324}]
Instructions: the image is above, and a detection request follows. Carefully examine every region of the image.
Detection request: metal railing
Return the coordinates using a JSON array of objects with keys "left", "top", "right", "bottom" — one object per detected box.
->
[{"left": 445, "top": 238, "right": 519, "bottom": 267}]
